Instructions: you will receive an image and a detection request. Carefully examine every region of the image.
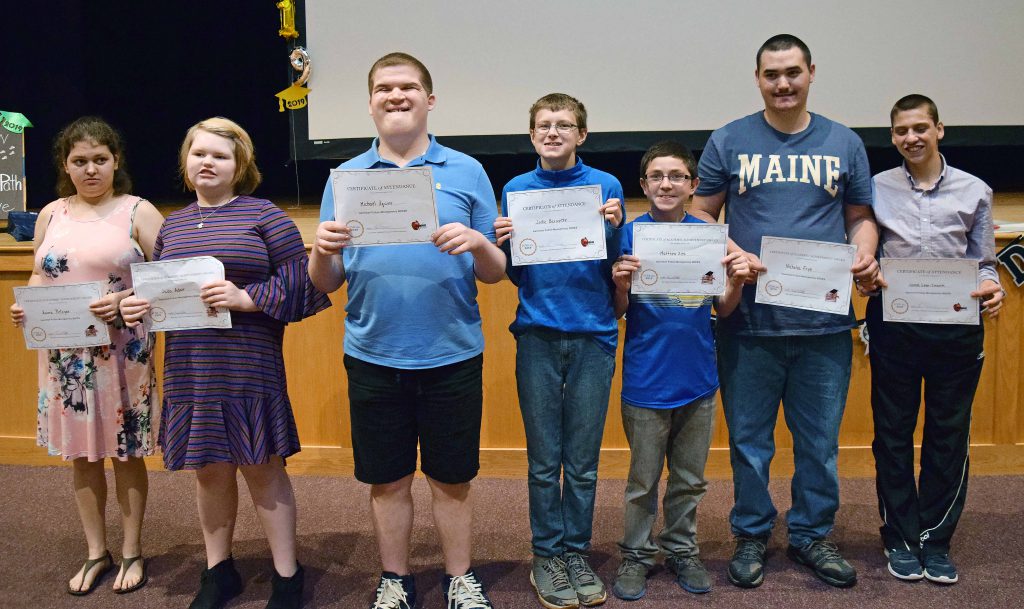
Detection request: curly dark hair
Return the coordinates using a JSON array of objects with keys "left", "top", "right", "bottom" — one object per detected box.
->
[{"left": 52, "top": 116, "right": 132, "bottom": 197}]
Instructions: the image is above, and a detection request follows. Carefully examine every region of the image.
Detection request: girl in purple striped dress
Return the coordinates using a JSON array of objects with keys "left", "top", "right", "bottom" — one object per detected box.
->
[{"left": 121, "top": 117, "right": 329, "bottom": 609}]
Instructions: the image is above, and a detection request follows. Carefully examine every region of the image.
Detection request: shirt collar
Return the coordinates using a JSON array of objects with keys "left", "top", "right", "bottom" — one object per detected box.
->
[
  {"left": 368, "top": 134, "right": 447, "bottom": 167},
  {"left": 534, "top": 156, "right": 587, "bottom": 185},
  {"left": 901, "top": 154, "right": 948, "bottom": 193}
]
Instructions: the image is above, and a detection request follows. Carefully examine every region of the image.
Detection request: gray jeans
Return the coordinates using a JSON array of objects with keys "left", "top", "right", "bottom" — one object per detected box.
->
[{"left": 618, "top": 394, "right": 716, "bottom": 565}]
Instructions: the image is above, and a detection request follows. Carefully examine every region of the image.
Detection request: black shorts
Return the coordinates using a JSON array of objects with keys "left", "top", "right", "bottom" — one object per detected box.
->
[{"left": 345, "top": 353, "right": 483, "bottom": 485}]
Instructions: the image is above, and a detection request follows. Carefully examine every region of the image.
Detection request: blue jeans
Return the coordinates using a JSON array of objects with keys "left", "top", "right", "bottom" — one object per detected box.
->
[
  {"left": 717, "top": 331, "right": 852, "bottom": 547},
  {"left": 516, "top": 328, "right": 615, "bottom": 557}
]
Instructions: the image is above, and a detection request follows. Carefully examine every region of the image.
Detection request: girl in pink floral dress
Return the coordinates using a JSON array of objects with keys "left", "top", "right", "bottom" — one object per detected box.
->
[{"left": 11, "top": 117, "right": 164, "bottom": 595}]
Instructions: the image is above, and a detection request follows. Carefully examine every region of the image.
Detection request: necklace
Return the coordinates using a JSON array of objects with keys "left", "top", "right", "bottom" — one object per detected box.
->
[{"left": 195, "top": 196, "right": 238, "bottom": 228}]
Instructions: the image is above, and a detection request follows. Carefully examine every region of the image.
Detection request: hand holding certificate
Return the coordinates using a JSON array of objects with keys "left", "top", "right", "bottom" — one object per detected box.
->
[
  {"left": 130, "top": 256, "right": 232, "bottom": 331},
  {"left": 506, "top": 185, "right": 607, "bottom": 266},
  {"left": 14, "top": 282, "right": 112, "bottom": 349},
  {"left": 631, "top": 223, "right": 728, "bottom": 295},
  {"left": 880, "top": 258, "right": 979, "bottom": 324},
  {"left": 330, "top": 167, "right": 440, "bottom": 247},
  {"left": 755, "top": 236, "right": 856, "bottom": 315}
]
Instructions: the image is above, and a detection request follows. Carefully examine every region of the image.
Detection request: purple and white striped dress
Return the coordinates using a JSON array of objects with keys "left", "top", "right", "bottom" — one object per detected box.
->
[{"left": 154, "top": 196, "right": 330, "bottom": 470}]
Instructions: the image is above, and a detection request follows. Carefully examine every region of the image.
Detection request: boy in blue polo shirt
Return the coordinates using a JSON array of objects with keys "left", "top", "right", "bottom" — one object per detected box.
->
[
  {"left": 310, "top": 52, "right": 505, "bottom": 609},
  {"left": 610, "top": 141, "right": 748, "bottom": 601},
  {"left": 494, "top": 92, "right": 624, "bottom": 609}
]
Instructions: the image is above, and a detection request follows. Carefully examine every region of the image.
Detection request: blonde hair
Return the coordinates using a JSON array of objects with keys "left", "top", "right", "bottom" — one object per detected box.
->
[{"left": 179, "top": 117, "right": 262, "bottom": 195}]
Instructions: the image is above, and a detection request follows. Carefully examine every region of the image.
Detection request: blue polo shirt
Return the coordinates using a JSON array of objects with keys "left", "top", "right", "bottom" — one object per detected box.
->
[{"left": 319, "top": 135, "right": 498, "bottom": 369}]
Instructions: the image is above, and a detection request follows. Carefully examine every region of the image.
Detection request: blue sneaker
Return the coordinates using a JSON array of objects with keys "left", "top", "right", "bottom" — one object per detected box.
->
[
  {"left": 884, "top": 548, "right": 924, "bottom": 581},
  {"left": 922, "top": 553, "right": 959, "bottom": 585},
  {"left": 666, "top": 555, "right": 712, "bottom": 594}
]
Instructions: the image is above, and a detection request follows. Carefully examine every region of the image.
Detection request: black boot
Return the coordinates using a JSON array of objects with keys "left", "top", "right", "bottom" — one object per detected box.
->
[
  {"left": 266, "top": 563, "right": 304, "bottom": 609},
  {"left": 189, "top": 556, "right": 243, "bottom": 609}
]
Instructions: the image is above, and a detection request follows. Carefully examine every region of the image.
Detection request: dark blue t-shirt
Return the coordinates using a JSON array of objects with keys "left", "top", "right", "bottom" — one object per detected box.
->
[
  {"left": 621, "top": 213, "right": 717, "bottom": 408},
  {"left": 696, "top": 111, "right": 872, "bottom": 336}
]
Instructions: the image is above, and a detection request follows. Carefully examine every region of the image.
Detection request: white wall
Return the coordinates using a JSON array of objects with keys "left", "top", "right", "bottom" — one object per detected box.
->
[{"left": 305, "top": 0, "right": 1024, "bottom": 140}]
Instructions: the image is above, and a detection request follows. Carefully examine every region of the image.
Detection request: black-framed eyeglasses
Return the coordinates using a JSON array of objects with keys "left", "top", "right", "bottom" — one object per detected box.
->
[
  {"left": 643, "top": 173, "right": 692, "bottom": 184},
  {"left": 533, "top": 123, "right": 578, "bottom": 134}
]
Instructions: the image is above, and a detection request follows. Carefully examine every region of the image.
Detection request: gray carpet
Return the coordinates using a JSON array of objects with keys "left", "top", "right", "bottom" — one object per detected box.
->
[{"left": 0, "top": 465, "right": 1020, "bottom": 608}]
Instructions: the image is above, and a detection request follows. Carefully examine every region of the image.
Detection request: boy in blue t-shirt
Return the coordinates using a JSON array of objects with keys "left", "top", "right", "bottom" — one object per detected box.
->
[
  {"left": 493, "top": 93, "right": 624, "bottom": 609},
  {"left": 610, "top": 141, "right": 748, "bottom": 601},
  {"left": 690, "top": 34, "right": 879, "bottom": 590}
]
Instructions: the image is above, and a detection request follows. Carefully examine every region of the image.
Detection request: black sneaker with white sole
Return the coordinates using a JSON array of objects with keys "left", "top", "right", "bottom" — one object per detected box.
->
[
  {"left": 370, "top": 572, "right": 417, "bottom": 609},
  {"left": 884, "top": 548, "right": 924, "bottom": 581},
  {"left": 922, "top": 553, "right": 959, "bottom": 585}
]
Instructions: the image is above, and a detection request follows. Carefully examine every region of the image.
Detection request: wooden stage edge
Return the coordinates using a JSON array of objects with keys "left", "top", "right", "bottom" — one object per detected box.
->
[{"left": 3, "top": 436, "right": 1023, "bottom": 481}]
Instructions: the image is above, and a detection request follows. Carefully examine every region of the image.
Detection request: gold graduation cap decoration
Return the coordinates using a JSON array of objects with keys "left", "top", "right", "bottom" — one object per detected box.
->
[{"left": 275, "top": 83, "right": 311, "bottom": 111}]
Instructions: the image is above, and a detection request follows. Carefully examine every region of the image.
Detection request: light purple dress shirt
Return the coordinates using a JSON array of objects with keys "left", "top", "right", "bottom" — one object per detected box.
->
[{"left": 872, "top": 156, "right": 999, "bottom": 285}]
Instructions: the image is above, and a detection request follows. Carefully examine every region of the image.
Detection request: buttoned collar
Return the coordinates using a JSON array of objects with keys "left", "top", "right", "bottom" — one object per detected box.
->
[{"left": 901, "top": 154, "right": 948, "bottom": 193}]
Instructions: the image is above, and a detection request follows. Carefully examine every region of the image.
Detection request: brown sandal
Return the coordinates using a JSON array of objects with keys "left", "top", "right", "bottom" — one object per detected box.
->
[
  {"left": 114, "top": 555, "right": 148, "bottom": 594},
  {"left": 67, "top": 550, "right": 113, "bottom": 596}
]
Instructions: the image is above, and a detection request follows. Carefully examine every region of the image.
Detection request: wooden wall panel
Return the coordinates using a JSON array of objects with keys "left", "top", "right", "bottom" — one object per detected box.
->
[
  {"left": 2, "top": 203, "right": 1022, "bottom": 479},
  {"left": 0, "top": 270, "right": 42, "bottom": 439},
  {"left": 282, "top": 288, "right": 349, "bottom": 448}
]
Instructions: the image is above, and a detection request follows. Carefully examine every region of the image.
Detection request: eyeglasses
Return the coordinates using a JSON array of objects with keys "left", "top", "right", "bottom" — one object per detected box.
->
[
  {"left": 533, "top": 123, "right": 578, "bottom": 134},
  {"left": 644, "top": 173, "right": 693, "bottom": 184}
]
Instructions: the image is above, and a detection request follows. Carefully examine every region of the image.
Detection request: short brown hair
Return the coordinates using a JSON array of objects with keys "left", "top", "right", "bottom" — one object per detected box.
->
[
  {"left": 890, "top": 94, "right": 940, "bottom": 127},
  {"left": 529, "top": 93, "right": 588, "bottom": 131},
  {"left": 640, "top": 141, "right": 698, "bottom": 178},
  {"left": 179, "top": 117, "right": 262, "bottom": 195},
  {"left": 756, "top": 34, "right": 812, "bottom": 70},
  {"left": 368, "top": 52, "right": 433, "bottom": 95},
  {"left": 53, "top": 116, "right": 132, "bottom": 197}
]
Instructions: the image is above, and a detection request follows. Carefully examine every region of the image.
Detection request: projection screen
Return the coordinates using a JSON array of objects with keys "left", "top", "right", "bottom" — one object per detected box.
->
[{"left": 293, "top": 0, "right": 1024, "bottom": 160}]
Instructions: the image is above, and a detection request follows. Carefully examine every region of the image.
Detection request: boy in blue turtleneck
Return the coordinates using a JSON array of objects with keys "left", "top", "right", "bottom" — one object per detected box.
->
[{"left": 493, "top": 92, "right": 624, "bottom": 609}]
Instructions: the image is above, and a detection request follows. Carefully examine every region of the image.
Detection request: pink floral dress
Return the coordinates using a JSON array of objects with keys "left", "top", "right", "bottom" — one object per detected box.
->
[{"left": 34, "top": 197, "right": 157, "bottom": 460}]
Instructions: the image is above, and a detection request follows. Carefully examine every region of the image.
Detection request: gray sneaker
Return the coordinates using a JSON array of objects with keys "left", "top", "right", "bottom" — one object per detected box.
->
[
  {"left": 611, "top": 559, "right": 648, "bottom": 601},
  {"left": 728, "top": 536, "right": 768, "bottom": 588},
  {"left": 530, "top": 556, "right": 579, "bottom": 609},
  {"left": 666, "top": 554, "right": 712, "bottom": 593},
  {"left": 787, "top": 539, "right": 857, "bottom": 588},
  {"left": 563, "top": 552, "right": 607, "bottom": 606}
]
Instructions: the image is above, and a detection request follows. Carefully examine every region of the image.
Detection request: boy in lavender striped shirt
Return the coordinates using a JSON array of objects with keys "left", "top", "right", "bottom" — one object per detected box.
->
[{"left": 867, "top": 94, "right": 1005, "bottom": 585}]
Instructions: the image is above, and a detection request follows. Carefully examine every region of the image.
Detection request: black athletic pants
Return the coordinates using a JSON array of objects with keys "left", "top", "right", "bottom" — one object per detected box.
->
[{"left": 865, "top": 296, "right": 985, "bottom": 556}]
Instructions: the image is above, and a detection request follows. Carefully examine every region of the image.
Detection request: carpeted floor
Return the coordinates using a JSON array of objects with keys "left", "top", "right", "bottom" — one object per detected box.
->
[{"left": 0, "top": 465, "right": 1020, "bottom": 608}]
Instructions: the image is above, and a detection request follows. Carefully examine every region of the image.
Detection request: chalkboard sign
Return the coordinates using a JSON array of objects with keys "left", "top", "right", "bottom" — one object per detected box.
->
[{"left": 0, "top": 130, "right": 26, "bottom": 220}]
